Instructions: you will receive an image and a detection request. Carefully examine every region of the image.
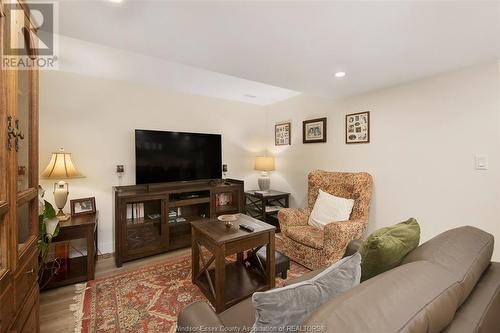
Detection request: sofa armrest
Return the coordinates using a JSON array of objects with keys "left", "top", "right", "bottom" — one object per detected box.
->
[
  {"left": 177, "top": 301, "right": 225, "bottom": 333},
  {"left": 322, "top": 219, "right": 366, "bottom": 264},
  {"left": 278, "top": 208, "right": 311, "bottom": 229}
]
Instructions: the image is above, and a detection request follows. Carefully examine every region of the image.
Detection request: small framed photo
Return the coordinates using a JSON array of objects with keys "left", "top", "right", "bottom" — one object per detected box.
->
[
  {"left": 275, "top": 122, "right": 291, "bottom": 146},
  {"left": 70, "top": 197, "right": 96, "bottom": 216},
  {"left": 346, "top": 111, "right": 370, "bottom": 144},
  {"left": 303, "top": 117, "right": 327, "bottom": 143}
]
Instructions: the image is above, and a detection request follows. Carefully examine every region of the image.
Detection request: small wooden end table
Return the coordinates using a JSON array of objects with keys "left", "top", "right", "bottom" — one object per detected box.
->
[
  {"left": 245, "top": 190, "right": 290, "bottom": 231},
  {"left": 191, "top": 214, "right": 275, "bottom": 313},
  {"left": 40, "top": 212, "right": 98, "bottom": 290}
]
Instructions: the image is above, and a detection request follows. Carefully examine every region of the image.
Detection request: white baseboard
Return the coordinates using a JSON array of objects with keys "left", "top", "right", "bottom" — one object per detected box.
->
[{"left": 98, "top": 242, "right": 114, "bottom": 255}]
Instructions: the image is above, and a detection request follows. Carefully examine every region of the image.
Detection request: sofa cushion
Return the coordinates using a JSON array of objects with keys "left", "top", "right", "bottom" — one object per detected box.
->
[
  {"left": 286, "top": 226, "right": 324, "bottom": 249},
  {"left": 443, "top": 262, "right": 500, "bottom": 333},
  {"left": 359, "top": 218, "right": 420, "bottom": 281},
  {"left": 219, "top": 297, "right": 255, "bottom": 330},
  {"left": 304, "top": 260, "right": 459, "bottom": 333},
  {"left": 252, "top": 253, "right": 361, "bottom": 329},
  {"left": 402, "top": 226, "right": 494, "bottom": 306},
  {"left": 302, "top": 226, "right": 494, "bottom": 333}
]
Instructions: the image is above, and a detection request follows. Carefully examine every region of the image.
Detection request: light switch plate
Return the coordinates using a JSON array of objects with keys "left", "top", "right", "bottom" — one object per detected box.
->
[{"left": 475, "top": 155, "right": 488, "bottom": 170}]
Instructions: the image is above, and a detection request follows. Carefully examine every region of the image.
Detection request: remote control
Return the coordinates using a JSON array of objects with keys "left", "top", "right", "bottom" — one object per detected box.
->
[{"left": 239, "top": 224, "right": 254, "bottom": 232}]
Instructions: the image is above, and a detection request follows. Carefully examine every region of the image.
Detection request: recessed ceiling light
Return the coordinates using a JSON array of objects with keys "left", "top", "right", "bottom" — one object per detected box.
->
[
  {"left": 109, "top": 0, "right": 123, "bottom": 3},
  {"left": 334, "top": 71, "right": 346, "bottom": 78}
]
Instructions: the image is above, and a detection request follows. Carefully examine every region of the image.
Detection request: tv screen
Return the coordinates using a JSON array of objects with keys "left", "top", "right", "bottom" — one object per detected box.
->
[{"left": 135, "top": 130, "right": 222, "bottom": 184}]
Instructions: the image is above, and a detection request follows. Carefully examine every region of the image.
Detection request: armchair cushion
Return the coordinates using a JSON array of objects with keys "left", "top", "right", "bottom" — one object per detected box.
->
[
  {"left": 308, "top": 190, "right": 354, "bottom": 229},
  {"left": 287, "top": 226, "right": 324, "bottom": 249}
]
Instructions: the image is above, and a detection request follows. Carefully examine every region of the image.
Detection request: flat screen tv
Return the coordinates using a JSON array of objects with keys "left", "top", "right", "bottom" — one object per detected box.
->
[{"left": 135, "top": 129, "right": 222, "bottom": 184}]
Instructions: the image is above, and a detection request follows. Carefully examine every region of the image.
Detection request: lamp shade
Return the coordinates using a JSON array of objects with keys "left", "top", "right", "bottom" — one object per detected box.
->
[
  {"left": 41, "top": 150, "right": 84, "bottom": 179},
  {"left": 255, "top": 156, "right": 275, "bottom": 171}
]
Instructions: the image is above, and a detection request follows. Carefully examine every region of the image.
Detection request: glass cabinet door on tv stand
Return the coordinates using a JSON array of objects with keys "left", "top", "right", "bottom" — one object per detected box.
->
[{"left": 124, "top": 199, "right": 167, "bottom": 255}]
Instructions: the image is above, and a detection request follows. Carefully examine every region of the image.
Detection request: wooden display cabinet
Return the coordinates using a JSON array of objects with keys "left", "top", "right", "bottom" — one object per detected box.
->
[{"left": 0, "top": 2, "right": 41, "bottom": 332}]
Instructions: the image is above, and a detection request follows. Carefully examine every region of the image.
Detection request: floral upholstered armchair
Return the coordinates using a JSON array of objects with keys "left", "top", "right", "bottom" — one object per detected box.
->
[{"left": 278, "top": 170, "right": 373, "bottom": 270}]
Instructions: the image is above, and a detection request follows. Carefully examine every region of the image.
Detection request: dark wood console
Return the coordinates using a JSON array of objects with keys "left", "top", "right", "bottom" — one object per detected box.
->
[{"left": 113, "top": 179, "right": 244, "bottom": 267}]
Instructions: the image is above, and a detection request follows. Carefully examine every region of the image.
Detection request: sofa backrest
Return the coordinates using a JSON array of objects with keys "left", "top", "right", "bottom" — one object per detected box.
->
[
  {"left": 303, "top": 226, "right": 494, "bottom": 333},
  {"left": 307, "top": 170, "right": 373, "bottom": 221},
  {"left": 402, "top": 226, "right": 494, "bottom": 306}
]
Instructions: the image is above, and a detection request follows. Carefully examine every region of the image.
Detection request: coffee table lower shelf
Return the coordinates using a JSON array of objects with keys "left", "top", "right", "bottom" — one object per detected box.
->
[{"left": 195, "top": 261, "right": 269, "bottom": 310}]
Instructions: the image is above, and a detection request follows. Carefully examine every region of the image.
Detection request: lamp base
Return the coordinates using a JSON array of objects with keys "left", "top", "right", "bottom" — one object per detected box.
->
[
  {"left": 258, "top": 172, "right": 271, "bottom": 192},
  {"left": 56, "top": 209, "right": 70, "bottom": 221},
  {"left": 54, "top": 180, "right": 70, "bottom": 221}
]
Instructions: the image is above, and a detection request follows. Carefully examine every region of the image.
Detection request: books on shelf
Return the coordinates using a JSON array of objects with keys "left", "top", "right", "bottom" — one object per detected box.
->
[
  {"left": 265, "top": 205, "right": 282, "bottom": 213},
  {"left": 126, "top": 203, "right": 145, "bottom": 221}
]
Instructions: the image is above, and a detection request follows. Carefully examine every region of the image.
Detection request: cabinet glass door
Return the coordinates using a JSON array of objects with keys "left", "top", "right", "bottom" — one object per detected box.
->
[
  {"left": 125, "top": 200, "right": 165, "bottom": 253},
  {"left": 0, "top": 0, "right": 12, "bottom": 300},
  {"left": 7, "top": 4, "right": 38, "bottom": 258},
  {"left": 16, "top": 66, "right": 30, "bottom": 193}
]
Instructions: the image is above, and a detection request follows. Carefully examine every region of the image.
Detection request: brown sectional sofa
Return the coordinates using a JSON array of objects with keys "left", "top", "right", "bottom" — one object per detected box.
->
[{"left": 177, "top": 226, "right": 500, "bottom": 332}]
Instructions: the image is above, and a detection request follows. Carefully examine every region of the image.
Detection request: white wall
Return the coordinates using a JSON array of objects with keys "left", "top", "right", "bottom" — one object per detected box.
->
[
  {"left": 39, "top": 70, "right": 267, "bottom": 254},
  {"left": 40, "top": 60, "right": 500, "bottom": 261},
  {"left": 265, "top": 62, "right": 500, "bottom": 260}
]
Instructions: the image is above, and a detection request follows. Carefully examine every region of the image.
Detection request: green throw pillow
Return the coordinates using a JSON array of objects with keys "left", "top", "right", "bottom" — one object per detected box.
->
[{"left": 359, "top": 218, "right": 420, "bottom": 281}]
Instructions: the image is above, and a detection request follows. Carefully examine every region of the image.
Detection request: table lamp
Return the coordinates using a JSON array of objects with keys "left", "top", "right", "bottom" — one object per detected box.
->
[
  {"left": 41, "top": 149, "right": 84, "bottom": 221},
  {"left": 255, "top": 156, "right": 275, "bottom": 192}
]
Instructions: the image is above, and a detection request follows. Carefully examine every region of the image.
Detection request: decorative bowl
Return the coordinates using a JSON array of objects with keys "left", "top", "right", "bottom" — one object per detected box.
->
[{"left": 218, "top": 214, "right": 238, "bottom": 228}]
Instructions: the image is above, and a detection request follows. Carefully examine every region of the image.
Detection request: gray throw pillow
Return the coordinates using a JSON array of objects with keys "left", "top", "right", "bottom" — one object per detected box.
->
[{"left": 252, "top": 253, "right": 361, "bottom": 330}]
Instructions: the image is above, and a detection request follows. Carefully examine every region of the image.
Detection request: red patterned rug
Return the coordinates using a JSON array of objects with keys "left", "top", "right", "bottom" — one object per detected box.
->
[{"left": 76, "top": 253, "right": 309, "bottom": 333}]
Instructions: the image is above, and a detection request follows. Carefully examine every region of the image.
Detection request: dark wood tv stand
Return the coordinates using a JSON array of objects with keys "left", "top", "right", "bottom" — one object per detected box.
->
[{"left": 113, "top": 179, "right": 244, "bottom": 267}]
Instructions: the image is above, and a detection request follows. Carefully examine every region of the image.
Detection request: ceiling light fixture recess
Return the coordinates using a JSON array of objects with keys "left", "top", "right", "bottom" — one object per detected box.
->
[
  {"left": 334, "top": 71, "right": 346, "bottom": 78},
  {"left": 109, "top": 0, "right": 123, "bottom": 3}
]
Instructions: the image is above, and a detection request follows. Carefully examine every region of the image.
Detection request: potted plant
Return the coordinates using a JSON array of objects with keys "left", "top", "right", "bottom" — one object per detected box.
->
[{"left": 38, "top": 185, "right": 61, "bottom": 288}]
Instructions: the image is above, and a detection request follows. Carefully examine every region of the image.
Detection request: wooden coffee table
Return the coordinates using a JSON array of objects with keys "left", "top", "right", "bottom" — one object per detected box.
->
[{"left": 191, "top": 214, "right": 276, "bottom": 313}]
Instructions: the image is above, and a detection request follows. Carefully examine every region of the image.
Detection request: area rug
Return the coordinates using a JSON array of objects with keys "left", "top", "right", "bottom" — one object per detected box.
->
[{"left": 76, "top": 252, "right": 309, "bottom": 333}]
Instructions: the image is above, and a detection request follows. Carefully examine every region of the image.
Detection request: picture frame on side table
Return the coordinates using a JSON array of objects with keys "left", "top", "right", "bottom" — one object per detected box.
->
[
  {"left": 275, "top": 122, "right": 291, "bottom": 146},
  {"left": 70, "top": 197, "right": 96, "bottom": 216},
  {"left": 346, "top": 111, "right": 370, "bottom": 144},
  {"left": 303, "top": 117, "right": 327, "bottom": 143}
]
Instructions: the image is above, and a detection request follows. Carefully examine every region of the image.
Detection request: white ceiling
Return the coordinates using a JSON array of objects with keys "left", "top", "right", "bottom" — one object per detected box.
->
[
  {"left": 58, "top": 0, "right": 500, "bottom": 100},
  {"left": 56, "top": 35, "right": 301, "bottom": 105}
]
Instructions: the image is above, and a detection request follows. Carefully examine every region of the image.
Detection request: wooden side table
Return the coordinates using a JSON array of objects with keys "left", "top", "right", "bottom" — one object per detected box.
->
[
  {"left": 245, "top": 190, "right": 290, "bottom": 231},
  {"left": 191, "top": 214, "right": 275, "bottom": 313},
  {"left": 40, "top": 212, "right": 98, "bottom": 290}
]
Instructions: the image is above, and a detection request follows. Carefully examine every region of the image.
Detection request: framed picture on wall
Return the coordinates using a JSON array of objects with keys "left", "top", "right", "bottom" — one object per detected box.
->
[
  {"left": 303, "top": 117, "right": 327, "bottom": 143},
  {"left": 346, "top": 111, "right": 370, "bottom": 144},
  {"left": 275, "top": 122, "right": 291, "bottom": 146},
  {"left": 70, "top": 197, "right": 96, "bottom": 216}
]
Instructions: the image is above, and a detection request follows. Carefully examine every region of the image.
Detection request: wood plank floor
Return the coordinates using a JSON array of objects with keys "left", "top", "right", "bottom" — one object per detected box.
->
[{"left": 40, "top": 248, "right": 190, "bottom": 333}]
